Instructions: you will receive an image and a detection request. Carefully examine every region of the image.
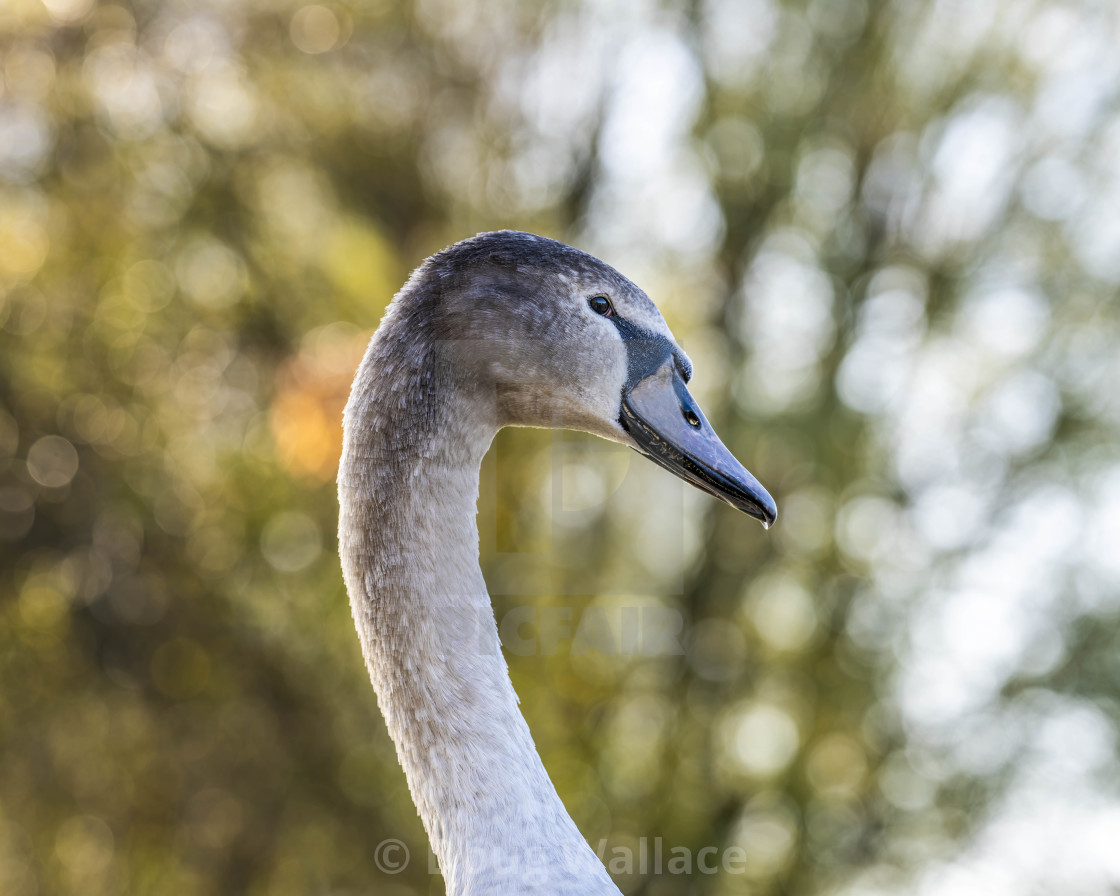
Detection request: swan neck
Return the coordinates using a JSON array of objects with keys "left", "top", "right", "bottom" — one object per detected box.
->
[{"left": 337, "top": 324, "right": 619, "bottom": 895}]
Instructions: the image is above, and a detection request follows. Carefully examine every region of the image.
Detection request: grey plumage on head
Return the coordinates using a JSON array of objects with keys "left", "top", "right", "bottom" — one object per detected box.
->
[
  {"left": 428, "top": 230, "right": 615, "bottom": 280},
  {"left": 403, "top": 230, "right": 660, "bottom": 334}
]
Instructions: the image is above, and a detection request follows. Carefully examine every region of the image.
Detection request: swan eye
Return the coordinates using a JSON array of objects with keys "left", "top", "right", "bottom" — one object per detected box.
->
[{"left": 588, "top": 295, "right": 613, "bottom": 316}]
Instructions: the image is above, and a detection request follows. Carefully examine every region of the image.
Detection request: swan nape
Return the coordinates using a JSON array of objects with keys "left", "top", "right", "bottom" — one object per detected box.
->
[{"left": 337, "top": 230, "right": 775, "bottom": 894}]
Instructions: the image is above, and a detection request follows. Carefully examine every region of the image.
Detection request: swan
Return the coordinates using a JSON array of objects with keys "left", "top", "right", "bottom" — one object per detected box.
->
[{"left": 337, "top": 230, "right": 776, "bottom": 894}]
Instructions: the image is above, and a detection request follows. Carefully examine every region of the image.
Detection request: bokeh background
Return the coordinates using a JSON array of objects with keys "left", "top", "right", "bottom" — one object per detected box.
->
[{"left": 3, "top": 0, "right": 1120, "bottom": 894}]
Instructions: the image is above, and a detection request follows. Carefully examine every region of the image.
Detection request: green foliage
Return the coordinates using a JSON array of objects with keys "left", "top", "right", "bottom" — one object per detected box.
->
[{"left": 2, "top": 1, "right": 1118, "bottom": 894}]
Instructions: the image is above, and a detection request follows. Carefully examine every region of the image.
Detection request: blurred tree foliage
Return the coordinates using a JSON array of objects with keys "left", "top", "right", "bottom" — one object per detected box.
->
[{"left": 2, "top": 1, "right": 1119, "bottom": 895}]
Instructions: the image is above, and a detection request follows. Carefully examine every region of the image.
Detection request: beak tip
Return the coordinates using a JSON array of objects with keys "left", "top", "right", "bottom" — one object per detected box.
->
[{"left": 748, "top": 492, "right": 778, "bottom": 530}]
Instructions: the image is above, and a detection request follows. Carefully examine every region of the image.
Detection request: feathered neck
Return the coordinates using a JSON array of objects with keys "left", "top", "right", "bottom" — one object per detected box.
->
[{"left": 336, "top": 292, "right": 620, "bottom": 895}]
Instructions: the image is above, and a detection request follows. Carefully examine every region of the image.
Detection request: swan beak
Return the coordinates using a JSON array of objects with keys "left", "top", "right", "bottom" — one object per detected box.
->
[{"left": 620, "top": 360, "right": 777, "bottom": 528}]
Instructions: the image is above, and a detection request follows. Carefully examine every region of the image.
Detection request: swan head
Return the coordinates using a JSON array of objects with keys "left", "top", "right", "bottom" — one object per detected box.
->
[{"left": 416, "top": 230, "right": 777, "bottom": 527}]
